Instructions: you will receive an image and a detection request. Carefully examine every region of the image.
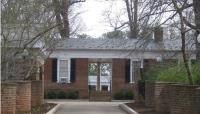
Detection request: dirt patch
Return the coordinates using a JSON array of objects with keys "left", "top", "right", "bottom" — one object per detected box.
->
[{"left": 16, "top": 103, "right": 56, "bottom": 114}]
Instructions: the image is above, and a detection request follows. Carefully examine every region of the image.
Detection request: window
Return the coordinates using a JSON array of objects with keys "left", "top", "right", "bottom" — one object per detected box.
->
[
  {"left": 130, "top": 60, "right": 142, "bottom": 83},
  {"left": 100, "top": 63, "right": 112, "bottom": 76},
  {"left": 88, "top": 63, "right": 98, "bottom": 76},
  {"left": 58, "top": 59, "right": 70, "bottom": 83}
]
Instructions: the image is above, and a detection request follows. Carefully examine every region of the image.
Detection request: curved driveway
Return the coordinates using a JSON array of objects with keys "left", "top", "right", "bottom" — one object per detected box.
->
[{"left": 54, "top": 101, "right": 127, "bottom": 114}]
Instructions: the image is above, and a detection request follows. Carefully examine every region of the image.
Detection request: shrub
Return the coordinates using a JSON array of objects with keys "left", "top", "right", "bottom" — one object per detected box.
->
[
  {"left": 57, "top": 91, "right": 67, "bottom": 99},
  {"left": 156, "top": 60, "right": 200, "bottom": 85},
  {"left": 47, "top": 91, "right": 57, "bottom": 99},
  {"left": 138, "top": 80, "right": 145, "bottom": 99},
  {"left": 67, "top": 90, "right": 79, "bottom": 99},
  {"left": 124, "top": 90, "right": 134, "bottom": 99},
  {"left": 113, "top": 90, "right": 134, "bottom": 100},
  {"left": 114, "top": 91, "right": 124, "bottom": 100},
  {"left": 142, "top": 60, "right": 200, "bottom": 85}
]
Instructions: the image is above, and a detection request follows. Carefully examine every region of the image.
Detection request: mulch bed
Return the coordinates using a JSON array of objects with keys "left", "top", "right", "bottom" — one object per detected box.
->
[
  {"left": 126, "top": 102, "right": 168, "bottom": 114},
  {"left": 126, "top": 102, "right": 154, "bottom": 113},
  {"left": 16, "top": 103, "right": 57, "bottom": 114}
]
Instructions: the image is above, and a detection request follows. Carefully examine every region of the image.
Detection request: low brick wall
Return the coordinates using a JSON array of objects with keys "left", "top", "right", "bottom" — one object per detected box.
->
[
  {"left": 31, "top": 80, "right": 44, "bottom": 107},
  {"left": 170, "top": 84, "right": 200, "bottom": 114},
  {"left": 16, "top": 81, "right": 31, "bottom": 112},
  {"left": 154, "top": 82, "right": 175, "bottom": 113},
  {"left": 145, "top": 81, "right": 176, "bottom": 113},
  {"left": 145, "top": 81, "right": 200, "bottom": 114},
  {"left": 1, "top": 82, "right": 17, "bottom": 114}
]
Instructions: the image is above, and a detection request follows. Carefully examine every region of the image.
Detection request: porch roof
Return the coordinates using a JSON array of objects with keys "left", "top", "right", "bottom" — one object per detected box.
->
[{"left": 56, "top": 38, "right": 196, "bottom": 51}]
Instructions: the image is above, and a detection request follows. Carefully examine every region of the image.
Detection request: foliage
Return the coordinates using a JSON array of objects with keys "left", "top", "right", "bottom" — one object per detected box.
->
[
  {"left": 76, "top": 34, "right": 92, "bottom": 39},
  {"left": 46, "top": 90, "right": 79, "bottom": 99},
  {"left": 138, "top": 80, "right": 145, "bottom": 99},
  {"left": 113, "top": 91, "right": 124, "bottom": 100},
  {"left": 67, "top": 90, "right": 79, "bottom": 99},
  {"left": 102, "top": 30, "right": 126, "bottom": 39},
  {"left": 157, "top": 60, "right": 200, "bottom": 85},
  {"left": 142, "top": 60, "right": 177, "bottom": 81},
  {"left": 47, "top": 91, "right": 57, "bottom": 99},
  {"left": 113, "top": 89, "right": 134, "bottom": 100},
  {"left": 124, "top": 90, "right": 134, "bottom": 99},
  {"left": 143, "top": 60, "right": 200, "bottom": 85},
  {"left": 1, "top": 0, "right": 85, "bottom": 81},
  {"left": 57, "top": 91, "right": 67, "bottom": 99}
]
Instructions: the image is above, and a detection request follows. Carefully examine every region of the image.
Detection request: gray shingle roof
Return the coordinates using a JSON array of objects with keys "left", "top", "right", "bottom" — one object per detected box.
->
[{"left": 56, "top": 38, "right": 196, "bottom": 51}]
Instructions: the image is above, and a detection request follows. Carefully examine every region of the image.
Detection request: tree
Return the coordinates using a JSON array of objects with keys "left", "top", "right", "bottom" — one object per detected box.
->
[
  {"left": 1, "top": 0, "right": 85, "bottom": 80},
  {"left": 53, "top": 0, "right": 85, "bottom": 38},
  {"left": 124, "top": 0, "right": 138, "bottom": 38},
  {"left": 103, "top": 0, "right": 198, "bottom": 85},
  {"left": 1, "top": 0, "right": 56, "bottom": 80},
  {"left": 76, "top": 34, "right": 92, "bottom": 39},
  {"left": 102, "top": 30, "right": 126, "bottom": 39},
  {"left": 103, "top": 0, "right": 166, "bottom": 39}
]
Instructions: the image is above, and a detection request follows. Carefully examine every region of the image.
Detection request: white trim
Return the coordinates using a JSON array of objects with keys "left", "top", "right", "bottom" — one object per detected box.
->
[
  {"left": 68, "top": 59, "right": 71, "bottom": 83},
  {"left": 50, "top": 50, "right": 194, "bottom": 59},
  {"left": 130, "top": 59, "right": 141, "bottom": 83},
  {"left": 57, "top": 59, "right": 59, "bottom": 83},
  {"left": 130, "top": 60, "right": 133, "bottom": 83},
  {"left": 141, "top": 59, "right": 144, "bottom": 68}
]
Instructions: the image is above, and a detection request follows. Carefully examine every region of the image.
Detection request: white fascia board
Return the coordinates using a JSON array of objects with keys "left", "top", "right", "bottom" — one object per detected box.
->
[{"left": 49, "top": 49, "right": 195, "bottom": 59}]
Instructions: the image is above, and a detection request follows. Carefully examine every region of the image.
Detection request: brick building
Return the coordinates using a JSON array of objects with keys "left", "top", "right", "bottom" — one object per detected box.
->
[{"left": 44, "top": 30, "right": 196, "bottom": 100}]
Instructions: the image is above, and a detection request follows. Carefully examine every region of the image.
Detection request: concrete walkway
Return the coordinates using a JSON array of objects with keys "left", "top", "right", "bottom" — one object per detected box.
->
[{"left": 48, "top": 100, "right": 128, "bottom": 114}]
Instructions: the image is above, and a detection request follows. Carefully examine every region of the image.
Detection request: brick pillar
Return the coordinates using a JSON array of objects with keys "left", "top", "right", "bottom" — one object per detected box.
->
[
  {"left": 75, "top": 58, "right": 89, "bottom": 99},
  {"left": 1, "top": 82, "right": 17, "bottom": 114},
  {"left": 31, "top": 80, "right": 44, "bottom": 107},
  {"left": 44, "top": 58, "right": 53, "bottom": 94},
  {"left": 16, "top": 81, "right": 31, "bottom": 113},
  {"left": 112, "top": 59, "right": 126, "bottom": 96},
  {"left": 133, "top": 61, "right": 142, "bottom": 103},
  {"left": 145, "top": 81, "right": 155, "bottom": 107}
]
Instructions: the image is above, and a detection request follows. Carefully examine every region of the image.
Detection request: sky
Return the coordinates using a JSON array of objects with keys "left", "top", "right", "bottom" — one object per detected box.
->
[{"left": 79, "top": 0, "right": 125, "bottom": 38}]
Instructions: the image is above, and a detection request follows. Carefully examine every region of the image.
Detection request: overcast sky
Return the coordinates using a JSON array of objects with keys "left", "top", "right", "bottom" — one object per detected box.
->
[{"left": 79, "top": 0, "right": 125, "bottom": 38}]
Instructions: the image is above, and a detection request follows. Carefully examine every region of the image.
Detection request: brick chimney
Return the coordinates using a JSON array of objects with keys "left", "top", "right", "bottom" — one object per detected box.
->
[{"left": 154, "top": 27, "right": 163, "bottom": 42}]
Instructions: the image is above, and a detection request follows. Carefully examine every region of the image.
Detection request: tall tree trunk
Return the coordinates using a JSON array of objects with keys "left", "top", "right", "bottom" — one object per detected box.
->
[
  {"left": 61, "top": 0, "right": 70, "bottom": 38},
  {"left": 125, "top": 0, "right": 138, "bottom": 38},
  {"left": 53, "top": 0, "right": 69, "bottom": 38},
  {"left": 125, "top": 0, "right": 134, "bottom": 38},
  {"left": 180, "top": 24, "right": 194, "bottom": 85},
  {"left": 172, "top": 0, "right": 194, "bottom": 85},
  {"left": 53, "top": 0, "right": 85, "bottom": 38},
  {"left": 193, "top": 0, "right": 200, "bottom": 58},
  {"left": 133, "top": 0, "right": 138, "bottom": 38}
]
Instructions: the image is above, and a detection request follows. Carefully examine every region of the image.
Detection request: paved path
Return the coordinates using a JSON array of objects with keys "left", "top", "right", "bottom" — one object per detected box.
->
[{"left": 53, "top": 101, "right": 127, "bottom": 114}]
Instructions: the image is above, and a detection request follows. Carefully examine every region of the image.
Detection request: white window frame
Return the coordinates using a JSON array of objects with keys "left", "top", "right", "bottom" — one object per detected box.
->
[
  {"left": 57, "top": 58, "right": 71, "bottom": 83},
  {"left": 130, "top": 59, "right": 143, "bottom": 83}
]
